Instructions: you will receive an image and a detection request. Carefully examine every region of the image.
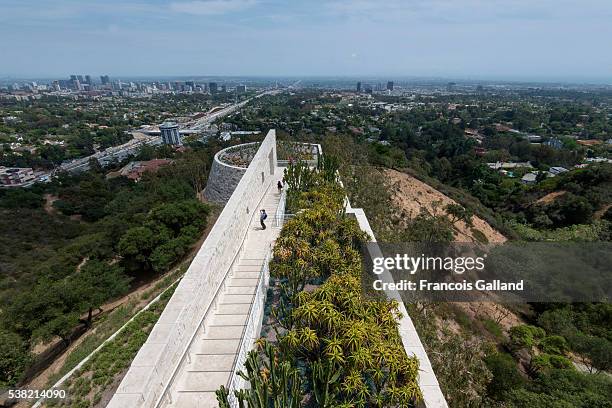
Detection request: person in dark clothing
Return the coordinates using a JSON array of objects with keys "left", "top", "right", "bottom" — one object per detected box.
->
[
  {"left": 260, "top": 209, "right": 267, "bottom": 230},
  {"left": 277, "top": 180, "right": 283, "bottom": 193}
]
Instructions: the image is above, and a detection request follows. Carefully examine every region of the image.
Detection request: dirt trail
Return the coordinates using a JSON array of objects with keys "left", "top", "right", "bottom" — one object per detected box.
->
[
  {"left": 43, "top": 194, "right": 58, "bottom": 215},
  {"left": 535, "top": 190, "right": 567, "bottom": 204},
  {"left": 383, "top": 169, "right": 506, "bottom": 244},
  {"left": 17, "top": 208, "right": 220, "bottom": 403}
]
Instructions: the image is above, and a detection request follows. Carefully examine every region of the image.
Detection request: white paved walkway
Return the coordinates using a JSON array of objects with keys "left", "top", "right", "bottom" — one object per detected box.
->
[{"left": 164, "top": 175, "right": 283, "bottom": 408}]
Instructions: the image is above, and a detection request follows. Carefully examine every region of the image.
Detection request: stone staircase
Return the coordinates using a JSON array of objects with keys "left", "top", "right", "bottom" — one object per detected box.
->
[{"left": 165, "top": 181, "right": 282, "bottom": 408}]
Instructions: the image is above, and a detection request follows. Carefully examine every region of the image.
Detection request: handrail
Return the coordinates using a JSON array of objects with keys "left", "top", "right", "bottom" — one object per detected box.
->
[
  {"left": 227, "top": 244, "right": 271, "bottom": 407},
  {"left": 275, "top": 188, "right": 287, "bottom": 227}
]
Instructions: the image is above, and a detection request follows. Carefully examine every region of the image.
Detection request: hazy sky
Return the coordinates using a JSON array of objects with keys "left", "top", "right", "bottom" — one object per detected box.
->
[{"left": 1, "top": 0, "right": 611, "bottom": 81}]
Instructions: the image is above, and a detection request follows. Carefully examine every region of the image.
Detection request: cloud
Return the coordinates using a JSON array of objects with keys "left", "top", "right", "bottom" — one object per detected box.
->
[{"left": 170, "top": 0, "right": 257, "bottom": 15}]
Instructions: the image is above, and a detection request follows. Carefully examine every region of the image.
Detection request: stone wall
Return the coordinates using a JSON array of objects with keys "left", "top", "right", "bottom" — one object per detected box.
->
[
  {"left": 107, "top": 130, "right": 278, "bottom": 408},
  {"left": 345, "top": 203, "right": 448, "bottom": 408},
  {"left": 203, "top": 143, "right": 257, "bottom": 204}
]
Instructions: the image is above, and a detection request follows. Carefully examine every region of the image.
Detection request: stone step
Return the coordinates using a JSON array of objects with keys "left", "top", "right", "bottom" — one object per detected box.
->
[
  {"left": 194, "top": 339, "right": 240, "bottom": 354},
  {"left": 226, "top": 286, "right": 256, "bottom": 295},
  {"left": 215, "top": 303, "right": 250, "bottom": 315},
  {"left": 171, "top": 392, "right": 219, "bottom": 408},
  {"left": 186, "top": 354, "right": 235, "bottom": 372},
  {"left": 220, "top": 294, "right": 254, "bottom": 304},
  {"left": 231, "top": 271, "right": 260, "bottom": 279},
  {"left": 226, "top": 278, "right": 259, "bottom": 287},
  {"left": 178, "top": 371, "right": 230, "bottom": 392},
  {"left": 204, "top": 325, "right": 244, "bottom": 340},
  {"left": 210, "top": 314, "right": 248, "bottom": 326}
]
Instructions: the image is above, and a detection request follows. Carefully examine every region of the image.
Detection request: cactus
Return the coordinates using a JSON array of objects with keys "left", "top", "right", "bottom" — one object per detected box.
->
[
  {"left": 215, "top": 385, "right": 231, "bottom": 408},
  {"left": 218, "top": 341, "right": 303, "bottom": 408},
  {"left": 311, "top": 359, "right": 342, "bottom": 407}
]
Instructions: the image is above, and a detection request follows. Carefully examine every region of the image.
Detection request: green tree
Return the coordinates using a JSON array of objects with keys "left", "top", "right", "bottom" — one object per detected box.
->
[
  {"left": 0, "top": 330, "right": 32, "bottom": 386},
  {"left": 67, "top": 260, "right": 131, "bottom": 327}
]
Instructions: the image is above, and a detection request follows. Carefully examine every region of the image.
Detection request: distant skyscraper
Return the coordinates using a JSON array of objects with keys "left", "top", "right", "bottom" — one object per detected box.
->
[
  {"left": 221, "top": 84, "right": 227, "bottom": 93},
  {"left": 447, "top": 82, "right": 456, "bottom": 92},
  {"left": 100, "top": 75, "right": 110, "bottom": 85},
  {"left": 85, "top": 75, "right": 92, "bottom": 85},
  {"left": 160, "top": 122, "right": 182, "bottom": 146},
  {"left": 356, "top": 82, "right": 361, "bottom": 92},
  {"left": 387, "top": 81, "right": 394, "bottom": 91},
  {"left": 209, "top": 82, "right": 218, "bottom": 93},
  {"left": 364, "top": 84, "right": 372, "bottom": 94},
  {"left": 236, "top": 85, "right": 247, "bottom": 94}
]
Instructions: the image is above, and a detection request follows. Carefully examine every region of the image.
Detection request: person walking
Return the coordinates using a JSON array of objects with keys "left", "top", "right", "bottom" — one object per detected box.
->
[
  {"left": 277, "top": 180, "right": 283, "bottom": 193},
  {"left": 260, "top": 209, "right": 268, "bottom": 230}
]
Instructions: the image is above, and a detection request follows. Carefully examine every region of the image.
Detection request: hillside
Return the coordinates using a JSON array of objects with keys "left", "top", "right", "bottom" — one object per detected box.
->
[{"left": 383, "top": 169, "right": 507, "bottom": 244}]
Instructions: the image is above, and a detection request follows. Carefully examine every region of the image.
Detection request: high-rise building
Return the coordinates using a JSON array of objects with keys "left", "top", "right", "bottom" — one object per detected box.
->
[
  {"left": 85, "top": 75, "right": 92, "bottom": 85},
  {"left": 356, "top": 82, "right": 361, "bottom": 92},
  {"left": 100, "top": 75, "right": 110, "bottom": 85},
  {"left": 160, "top": 122, "right": 182, "bottom": 146},
  {"left": 236, "top": 85, "right": 247, "bottom": 94},
  {"left": 386, "top": 81, "right": 394, "bottom": 91},
  {"left": 221, "top": 84, "right": 227, "bottom": 93},
  {"left": 209, "top": 82, "right": 218, "bottom": 93}
]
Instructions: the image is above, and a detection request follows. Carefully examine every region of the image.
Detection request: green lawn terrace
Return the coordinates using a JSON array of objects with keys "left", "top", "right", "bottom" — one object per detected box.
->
[{"left": 104, "top": 129, "right": 446, "bottom": 408}]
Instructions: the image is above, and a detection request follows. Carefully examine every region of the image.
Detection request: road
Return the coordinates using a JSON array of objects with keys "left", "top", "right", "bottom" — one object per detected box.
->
[
  {"left": 22, "top": 88, "right": 281, "bottom": 183},
  {"left": 187, "top": 88, "right": 279, "bottom": 131}
]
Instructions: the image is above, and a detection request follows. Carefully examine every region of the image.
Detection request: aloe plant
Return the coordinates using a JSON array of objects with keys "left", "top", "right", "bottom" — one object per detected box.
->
[{"left": 217, "top": 177, "right": 422, "bottom": 407}]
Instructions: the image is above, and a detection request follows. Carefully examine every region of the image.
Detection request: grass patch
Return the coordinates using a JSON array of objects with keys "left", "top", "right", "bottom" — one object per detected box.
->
[
  {"left": 481, "top": 318, "right": 504, "bottom": 340},
  {"left": 46, "top": 285, "right": 176, "bottom": 408}
]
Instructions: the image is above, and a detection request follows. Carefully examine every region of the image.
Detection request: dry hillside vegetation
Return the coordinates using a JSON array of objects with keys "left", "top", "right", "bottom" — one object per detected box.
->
[{"left": 384, "top": 169, "right": 506, "bottom": 244}]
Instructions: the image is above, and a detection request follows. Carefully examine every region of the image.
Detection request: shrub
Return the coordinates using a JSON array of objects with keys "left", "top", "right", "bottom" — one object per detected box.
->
[
  {"left": 540, "top": 335, "right": 569, "bottom": 355},
  {"left": 509, "top": 324, "right": 546, "bottom": 350},
  {"left": 485, "top": 353, "right": 524, "bottom": 400}
]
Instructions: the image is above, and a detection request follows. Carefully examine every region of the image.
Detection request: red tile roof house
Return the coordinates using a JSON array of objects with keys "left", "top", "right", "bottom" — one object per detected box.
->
[{"left": 120, "top": 159, "right": 172, "bottom": 181}]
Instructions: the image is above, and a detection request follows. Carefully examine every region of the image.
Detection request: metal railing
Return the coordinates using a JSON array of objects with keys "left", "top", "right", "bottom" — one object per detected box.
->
[
  {"left": 227, "top": 245, "right": 271, "bottom": 407},
  {"left": 275, "top": 188, "right": 287, "bottom": 227}
]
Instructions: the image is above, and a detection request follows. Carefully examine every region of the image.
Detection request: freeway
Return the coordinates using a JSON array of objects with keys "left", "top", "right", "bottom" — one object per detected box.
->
[
  {"left": 187, "top": 88, "right": 279, "bottom": 131},
  {"left": 17, "top": 88, "right": 282, "bottom": 185}
]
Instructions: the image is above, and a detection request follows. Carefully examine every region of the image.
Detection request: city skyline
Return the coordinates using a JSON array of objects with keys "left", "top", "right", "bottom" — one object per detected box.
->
[{"left": 1, "top": 0, "right": 612, "bottom": 82}]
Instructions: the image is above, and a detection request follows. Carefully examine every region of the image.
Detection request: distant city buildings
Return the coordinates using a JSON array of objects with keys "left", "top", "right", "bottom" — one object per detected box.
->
[
  {"left": 236, "top": 85, "right": 247, "bottom": 94},
  {"left": 159, "top": 122, "right": 182, "bottom": 146},
  {"left": 100, "top": 75, "right": 110, "bottom": 85},
  {"left": 209, "top": 82, "right": 218, "bottom": 93},
  {"left": 354, "top": 81, "right": 395, "bottom": 93}
]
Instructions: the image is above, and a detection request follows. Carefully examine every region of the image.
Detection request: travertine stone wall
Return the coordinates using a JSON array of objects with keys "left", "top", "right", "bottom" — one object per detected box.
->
[
  {"left": 204, "top": 155, "right": 246, "bottom": 203},
  {"left": 107, "top": 130, "right": 277, "bottom": 408}
]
